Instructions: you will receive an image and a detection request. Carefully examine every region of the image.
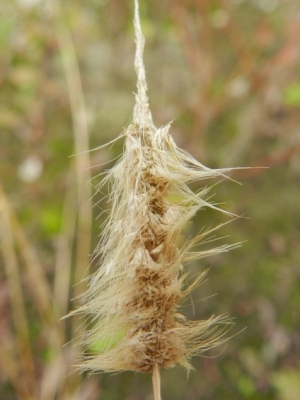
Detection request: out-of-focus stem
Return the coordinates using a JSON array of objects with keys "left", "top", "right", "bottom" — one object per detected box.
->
[
  {"left": 48, "top": 1, "right": 92, "bottom": 398},
  {"left": 0, "top": 186, "right": 39, "bottom": 399}
]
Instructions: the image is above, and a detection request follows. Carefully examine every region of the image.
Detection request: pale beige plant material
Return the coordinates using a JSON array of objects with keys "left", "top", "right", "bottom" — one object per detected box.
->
[{"left": 73, "top": 0, "right": 238, "bottom": 389}]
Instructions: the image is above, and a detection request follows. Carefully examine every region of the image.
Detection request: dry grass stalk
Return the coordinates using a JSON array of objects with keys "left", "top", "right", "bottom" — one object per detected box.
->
[
  {"left": 0, "top": 185, "right": 38, "bottom": 400},
  {"left": 50, "top": 0, "right": 92, "bottom": 396},
  {"left": 72, "top": 0, "right": 237, "bottom": 397}
]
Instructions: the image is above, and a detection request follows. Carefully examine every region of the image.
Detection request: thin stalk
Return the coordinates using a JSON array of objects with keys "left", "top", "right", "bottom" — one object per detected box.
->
[
  {"left": 0, "top": 184, "right": 53, "bottom": 323},
  {"left": 41, "top": 167, "right": 77, "bottom": 400},
  {"left": 51, "top": 0, "right": 92, "bottom": 318},
  {"left": 53, "top": 165, "right": 77, "bottom": 319},
  {"left": 49, "top": 1, "right": 92, "bottom": 398},
  {"left": 0, "top": 343, "right": 32, "bottom": 400},
  {"left": 152, "top": 363, "right": 161, "bottom": 400},
  {"left": 0, "top": 187, "right": 39, "bottom": 399}
]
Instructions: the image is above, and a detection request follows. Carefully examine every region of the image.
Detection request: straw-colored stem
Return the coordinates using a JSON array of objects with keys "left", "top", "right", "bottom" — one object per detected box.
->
[
  {"left": 53, "top": 165, "right": 77, "bottom": 319},
  {"left": 0, "top": 185, "right": 53, "bottom": 323},
  {"left": 51, "top": 0, "right": 92, "bottom": 307},
  {"left": 0, "top": 187, "right": 39, "bottom": 399},
  {"left": 50, "top": 2, "right": 92, "bottom": 398},
  {"left": 152, "top": 363, "right": 161, "bottom": 400}
]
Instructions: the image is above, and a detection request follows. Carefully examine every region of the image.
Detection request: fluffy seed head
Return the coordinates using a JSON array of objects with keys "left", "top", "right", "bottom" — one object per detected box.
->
[{"left": 72, "top": 0, "right": 236, "bottom": 374}]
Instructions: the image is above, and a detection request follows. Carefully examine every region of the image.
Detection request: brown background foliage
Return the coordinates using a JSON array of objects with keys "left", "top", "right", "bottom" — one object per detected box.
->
[{"left": 0, "top": 0, "right": 300, "bottom": 399}]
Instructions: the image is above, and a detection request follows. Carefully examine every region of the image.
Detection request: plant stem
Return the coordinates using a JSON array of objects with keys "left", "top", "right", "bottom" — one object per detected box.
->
[{"left": 152, "top": 363, "right": 161, "bottom": 400}]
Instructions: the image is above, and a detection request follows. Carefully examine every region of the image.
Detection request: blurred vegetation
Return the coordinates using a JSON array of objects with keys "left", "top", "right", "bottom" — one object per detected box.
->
[{"left": 1, "top": 0, "right": 300, "bottom": 399}]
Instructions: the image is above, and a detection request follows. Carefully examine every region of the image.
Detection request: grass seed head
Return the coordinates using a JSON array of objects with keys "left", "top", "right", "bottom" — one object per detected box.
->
[{"left": 74, "top": 0, "right": 235, "bottom": 375}]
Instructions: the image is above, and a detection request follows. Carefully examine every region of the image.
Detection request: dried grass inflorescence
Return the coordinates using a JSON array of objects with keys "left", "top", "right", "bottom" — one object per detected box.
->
[{"left": 73, "top": 0, "right": 236, "bottom": 377}]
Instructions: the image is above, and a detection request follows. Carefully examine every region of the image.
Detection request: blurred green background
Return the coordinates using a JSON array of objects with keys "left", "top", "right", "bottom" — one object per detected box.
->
[{"left": 1, "top": 0, "right": 300, "bottom": 399}]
